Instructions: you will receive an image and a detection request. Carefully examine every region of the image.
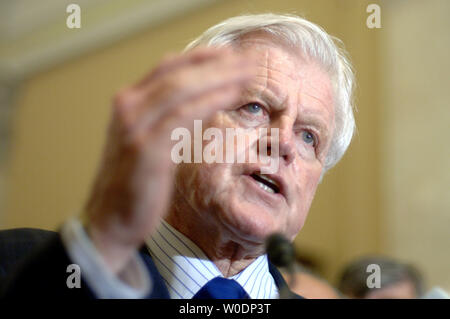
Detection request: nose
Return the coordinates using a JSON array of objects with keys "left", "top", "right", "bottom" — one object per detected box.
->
[{"left": 266, "top": 115, "right": 296, "bottom": 166}]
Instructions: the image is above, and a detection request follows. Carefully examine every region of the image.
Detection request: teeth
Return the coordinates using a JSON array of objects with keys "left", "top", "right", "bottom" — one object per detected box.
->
[
  {"left": 255, "top": 174, "right": 279, "bottom": 188},
  {"left": 255, "top": 180, "right": 275, "bottom": 193}
]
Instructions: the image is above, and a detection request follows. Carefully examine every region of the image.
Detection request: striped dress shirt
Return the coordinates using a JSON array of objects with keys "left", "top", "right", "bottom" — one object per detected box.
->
[{"left": 145, "top": 219, "right": 279, "bottom": 299}]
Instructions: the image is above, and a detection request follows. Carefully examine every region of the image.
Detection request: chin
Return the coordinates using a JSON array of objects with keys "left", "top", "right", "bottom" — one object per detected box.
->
[{"left": 220, "top": 198, "right": 288, "bottom": 243}]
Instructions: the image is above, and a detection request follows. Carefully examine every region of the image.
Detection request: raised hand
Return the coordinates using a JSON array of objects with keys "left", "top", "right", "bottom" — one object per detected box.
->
[{"left": 83, "top": 47, "right": 254, "bottom": 273}]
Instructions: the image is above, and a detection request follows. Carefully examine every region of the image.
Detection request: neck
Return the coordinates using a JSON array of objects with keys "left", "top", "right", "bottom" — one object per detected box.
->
[{"left": 164, "top": 189, "right": 265, "bottom": 277}]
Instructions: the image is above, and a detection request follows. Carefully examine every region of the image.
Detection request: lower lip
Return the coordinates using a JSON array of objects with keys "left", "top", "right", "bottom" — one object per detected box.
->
[{"left": 242, "top": 175, "right": 285, "bottom": 203}]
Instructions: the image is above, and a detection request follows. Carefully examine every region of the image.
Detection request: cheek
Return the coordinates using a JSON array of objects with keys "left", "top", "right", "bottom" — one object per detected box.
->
[
  {"left": 174, "top": 164, "right": 198, "bottom": 204},
  {"left": 303, "top": 169, "right": 321, "bottom": 203},
  {"left": 175, "top": 162, "right": 235, "bottom": 210},
  {"left": 292, "top": 157, "right": 322, "bottom": 200},
  {"left": 287, "top": 162, "right": 322, "bottom": 236}
]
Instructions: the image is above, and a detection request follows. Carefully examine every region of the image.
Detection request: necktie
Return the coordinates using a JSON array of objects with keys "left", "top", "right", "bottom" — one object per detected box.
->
[{"left": 193, "top": 277, "right": 250, "bottom": 299}]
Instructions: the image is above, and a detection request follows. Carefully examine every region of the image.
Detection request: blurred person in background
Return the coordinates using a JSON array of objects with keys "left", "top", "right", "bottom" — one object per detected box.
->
[{"left": 337, "top": 256, "right": 425, "bottom": 299}]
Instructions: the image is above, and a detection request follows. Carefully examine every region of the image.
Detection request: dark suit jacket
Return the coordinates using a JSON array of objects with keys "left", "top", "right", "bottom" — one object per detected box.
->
[{"left": 0, "top": 228, "right": 302, "bottom": 299}]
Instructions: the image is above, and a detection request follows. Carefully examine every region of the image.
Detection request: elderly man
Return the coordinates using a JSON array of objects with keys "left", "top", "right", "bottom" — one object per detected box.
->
[{"left": 0, "top": 13, "right": 355, "bottom": 299}]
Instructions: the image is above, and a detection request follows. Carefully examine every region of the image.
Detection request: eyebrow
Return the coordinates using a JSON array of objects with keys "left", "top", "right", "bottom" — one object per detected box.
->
[
  {"left": 241, "top": 84, "right": 332, "bottom": 146},
  {"left": 295, "top": 111, "right": 329, "bottom": 135},
  {"left": 241, "top": 82, "right": 286, "bottom": 111}
]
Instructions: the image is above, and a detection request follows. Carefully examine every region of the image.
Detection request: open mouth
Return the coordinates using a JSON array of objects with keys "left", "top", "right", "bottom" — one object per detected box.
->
[{"left": 249, "top": 173, "right": 280, "bottom": 194}]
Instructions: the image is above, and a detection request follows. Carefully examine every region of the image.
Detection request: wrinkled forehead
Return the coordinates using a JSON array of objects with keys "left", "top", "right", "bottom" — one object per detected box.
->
[
  {"left": 232, "top": 30, "right": 312, "bottom": 65},
  {"left": 233, "top": 31, "right": 332, "bottom": 89},
  {"left": 235, "top": 32, "right": 334, "bottom": 107}
]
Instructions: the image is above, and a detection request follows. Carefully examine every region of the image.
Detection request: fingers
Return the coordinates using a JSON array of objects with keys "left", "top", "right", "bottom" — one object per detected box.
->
[
  {"left": 134, "top": 47, "right": 230, "bottom": 89},
  {"left": 130, "top": 83, "right": 243, "bottom": 153},
  {"left": 156, "top": 83, "right": 243, "bottom": 134},
  {"left": 115, "top": 47, "right": 252, "bottom": 132},
  {"left": 145, "top": 50, "right": 250, "bottom": 107},
  {"left": 135, "top": 56, "right": 252, "bottom": 130},
  {"left": 129, "top": 54, "right": 254, "bottom": 139},
  {"left": 129, "top": 83, "right": 243, "bottom": 151}
]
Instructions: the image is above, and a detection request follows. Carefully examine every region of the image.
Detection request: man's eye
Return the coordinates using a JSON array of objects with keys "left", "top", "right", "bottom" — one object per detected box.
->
[
  {"left": 302, "top": 131, "right": 315, "bottom": 146},
  {"left": 243, "top": 103, "right": 263, "bottom": 114}
]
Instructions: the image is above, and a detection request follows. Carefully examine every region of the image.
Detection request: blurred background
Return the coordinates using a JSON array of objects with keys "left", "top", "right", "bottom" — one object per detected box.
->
[{"left": 0, "top": 0, "right": 449, "bottom": 293}]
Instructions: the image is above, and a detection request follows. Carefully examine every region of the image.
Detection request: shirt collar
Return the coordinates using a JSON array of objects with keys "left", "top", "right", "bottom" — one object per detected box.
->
[{"left": 145, "top": 219, "right": 279, "bottom": 299}]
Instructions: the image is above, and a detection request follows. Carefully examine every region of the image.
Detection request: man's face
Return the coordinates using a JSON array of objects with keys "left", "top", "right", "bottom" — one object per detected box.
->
[{"left": 174, "top": 33, "right": 335, "bottom": 245}]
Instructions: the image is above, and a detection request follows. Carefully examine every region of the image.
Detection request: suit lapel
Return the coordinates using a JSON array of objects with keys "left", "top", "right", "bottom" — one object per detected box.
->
[
  {"left": 268, "top": 262, "right": 304, "bottom": 299},
  {"left": 138, "top": 245, "right": 170, "bottom": 298}
]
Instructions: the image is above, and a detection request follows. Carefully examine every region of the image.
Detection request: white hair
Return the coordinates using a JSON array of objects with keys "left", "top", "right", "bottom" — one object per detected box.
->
[{"left": 185, "top": 13, "right": 356, "bottom": 173}]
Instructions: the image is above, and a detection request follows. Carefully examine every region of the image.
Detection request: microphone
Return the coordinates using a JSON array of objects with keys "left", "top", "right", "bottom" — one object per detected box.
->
[{"left": 265, "top": 233, "right": 296, "bottom": 299}]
